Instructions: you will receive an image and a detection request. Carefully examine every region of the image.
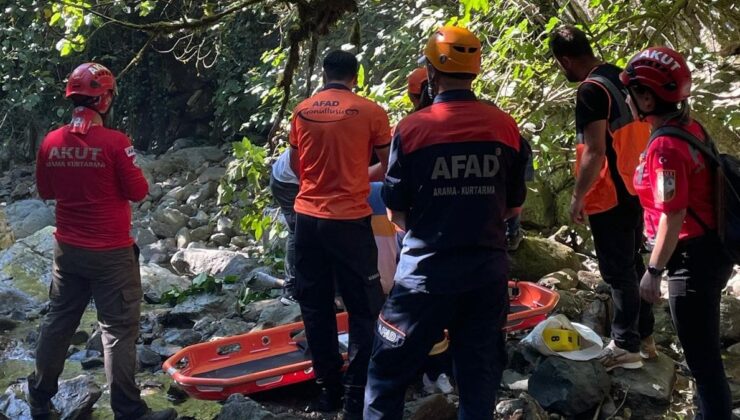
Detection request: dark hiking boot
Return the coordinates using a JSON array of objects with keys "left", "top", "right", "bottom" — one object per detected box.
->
[
  {"left": 306, "top": 381, "right": 343, "bottom": 413},
  {"left": 26, "top": 373, "right": 58, "bottom": 420},
  {"left": 136, "top": 408, "right": 177, "bottom": 420}
]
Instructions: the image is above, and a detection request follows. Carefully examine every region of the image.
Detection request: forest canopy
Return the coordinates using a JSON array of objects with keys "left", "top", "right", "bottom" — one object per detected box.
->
[{"left": 1, "top": 0, "right": 738, "bottom": 196}]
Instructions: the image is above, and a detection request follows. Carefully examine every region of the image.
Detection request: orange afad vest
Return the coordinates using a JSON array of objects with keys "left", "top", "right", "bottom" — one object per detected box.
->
[{"left": 574, "top": 75, "right": 651, "bottom": 215}]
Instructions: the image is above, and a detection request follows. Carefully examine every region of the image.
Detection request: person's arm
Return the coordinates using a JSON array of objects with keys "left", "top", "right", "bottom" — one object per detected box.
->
[
  {"left": 571, "top": 120, "right": 607, "bottom": 223},
  {"left": 571, "top": 82, "right": 610, "bottom": 224},
  {"left": 640, "top": 210, "right": 685, "bottom": 303},
  {"left": 505, "top": 136, "right": 530, "bottom": 221},
  {"left": 289, "top": 147, "right": 299, "bottom": 178},
  {"left": 387, "top": 208, "right": 406, "bottom": 231},
  {"left": 370, "top": 107, "right": 392, "bottom": 182},
  {"left": 115, "top": 136, "right": 148, "bottom": 202},
  {"left": 288, "top": 111, "right": 300, "bottom": 177},
  {"left": 35, "top": 141, "right": 55, "bottom": 200},
  {"left": 381, "top": 130, "right": 410, "bottom": 231},
  {"left": 639, "top": 139, "right": 690, "bottom": 303},
  {"left": 369, "top": 146, "right": 390, "bottom": 182}
]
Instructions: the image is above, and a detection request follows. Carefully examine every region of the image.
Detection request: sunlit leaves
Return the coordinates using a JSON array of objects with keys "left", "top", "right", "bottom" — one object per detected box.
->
[{"left": 138, "top": 0, "right": 156, "bottom": 16}]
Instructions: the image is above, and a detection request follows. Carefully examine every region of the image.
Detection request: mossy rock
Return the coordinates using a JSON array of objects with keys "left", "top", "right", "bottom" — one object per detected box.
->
[
  {"left": 509, "top": 237, "right": 582, "bottom": 281},
  {"left": 521, "top": 180, "right": 556, "bottom": 229}
]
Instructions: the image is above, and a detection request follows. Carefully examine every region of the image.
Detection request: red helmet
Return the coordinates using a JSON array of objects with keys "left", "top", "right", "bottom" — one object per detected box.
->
[
  {"left": 65, "top": 63, "right": 116, "bottom": 113},
  {"left": 619, "top": 47, "right": 691, "bottom": 103}
]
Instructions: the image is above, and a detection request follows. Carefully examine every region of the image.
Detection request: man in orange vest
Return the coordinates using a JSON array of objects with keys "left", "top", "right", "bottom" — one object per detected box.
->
[{"left": 549, "top": 26, "right": 655, "bottom": 370}]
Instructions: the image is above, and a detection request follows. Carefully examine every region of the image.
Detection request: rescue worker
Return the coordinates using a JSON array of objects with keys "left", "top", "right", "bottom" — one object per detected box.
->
[
  {"left": 289, "top": 50, "right": 390, "bottom": 419},
  {"left": 403, "top": 68, "right": 454, "bottom": 395},
  {"left": 269, "top": 148, "right": 299, "bottom": 305},
  {"left": 625, "top": 47, "right": 734, "bottom": 419},
  {"left": 549, "top": 25, "right": 656, "bottom": 369},
  {"left": 365, "top": 26, "right": 528, "bottom": 419},
  {"left": 28, "top": 63, "right": 176, "bottom": 420},
  {"left": 413, "top": 66, "right": 533, "bottom": 251}
]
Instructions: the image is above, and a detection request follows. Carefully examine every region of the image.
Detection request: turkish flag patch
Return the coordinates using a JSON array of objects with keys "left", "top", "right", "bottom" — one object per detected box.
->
[{"left": 655, "top": 169, "right": 676, "bottom": 203}]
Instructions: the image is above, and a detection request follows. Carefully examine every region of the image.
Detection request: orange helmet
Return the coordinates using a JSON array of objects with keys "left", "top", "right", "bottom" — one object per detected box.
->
[
  {"left": 407, "top": 67, "right": 427, "bottom": 95},
  {"left": 422, "top": 26, "right": 481, "bottom": 75}
]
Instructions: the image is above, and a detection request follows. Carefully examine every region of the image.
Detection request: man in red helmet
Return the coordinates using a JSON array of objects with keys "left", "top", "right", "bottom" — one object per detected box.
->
[{"left": 27, "top": 63, "right": 176, "bottom": 420}]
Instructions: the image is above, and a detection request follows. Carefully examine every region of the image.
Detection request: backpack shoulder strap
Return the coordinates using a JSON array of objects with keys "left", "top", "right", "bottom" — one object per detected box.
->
[
  {"left": 584, "top": 75, "right": 633, "bottom": 128},
  {"left": 649, "top": 124, "right": 721, "bottom": 235},
  {"left": 649, "top": 125, "right": 720, "bottom": 166}
]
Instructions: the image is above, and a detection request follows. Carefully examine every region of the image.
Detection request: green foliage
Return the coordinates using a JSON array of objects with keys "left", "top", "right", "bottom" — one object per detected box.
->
[
  {"left": 218, "top": 137, "right": 280, "bottom": 242},
  {"left": 160, "top": 273, "right": 239, "bottom": 306},
  {"left": 236, "top": 287, "right": 274, "bottom": 311}
]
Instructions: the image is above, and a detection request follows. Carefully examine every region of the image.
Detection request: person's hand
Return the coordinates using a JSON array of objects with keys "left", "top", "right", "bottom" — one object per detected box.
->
[
  {"left": 640, "top": 271, "right": 662, "bottom": 303},
  {"left": 570, "top": 194, "right": 586, "bottom": 224}
]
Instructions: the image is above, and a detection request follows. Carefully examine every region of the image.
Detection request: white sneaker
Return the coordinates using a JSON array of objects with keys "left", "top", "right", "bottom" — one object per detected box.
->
[{"left": 422, "top": 373, "right": 454, "bottom": 394}]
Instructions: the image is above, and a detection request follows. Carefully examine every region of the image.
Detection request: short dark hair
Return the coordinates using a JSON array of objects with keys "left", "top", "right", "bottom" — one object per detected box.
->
[
  {"left": 323, "top": 50, "right": 359, "bottom": 81},
  {"left": 548, "top": 25, "right": 594, "bottom": 58}
]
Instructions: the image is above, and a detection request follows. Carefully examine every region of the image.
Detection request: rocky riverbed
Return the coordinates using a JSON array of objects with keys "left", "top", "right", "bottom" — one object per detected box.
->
[{"left": 1, "top": 143, "right": 740, "bottom": 419}]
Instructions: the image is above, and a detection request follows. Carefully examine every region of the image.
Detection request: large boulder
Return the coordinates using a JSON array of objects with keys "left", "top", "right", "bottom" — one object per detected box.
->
[
  {"left": 576, "top": 270, "right": 610, "bottom": 294},
  {"left": 195, "top": 317, "right": 252, "bottom": 340},
  {"left": 610, "top": 353, "right": 676, "bottom": 417},
  {"left": 4, "top": 200, "right": 54, "bottom": 239},
  {"left": 140, "top": 263, "right": 191, "bottom": 302},
  {"left": 537, "top": 269, "right": 578, "bottom": 291},
  {"left": 509, "top": 237, "right": 582, "bottom": 281},
  {"left": 651, "top": 302, "right": 676, "bottom": 347},
  {"left": 496, "top": 393, "right": 548, "bottom": 420},
  {"left": 171, "top": 292, "right": 237, "bottom": 320},
  {"left": 0, "top": 285, "right": 39, "bottom": 318},
  {"left": 217, "top": 394, "right": 276, "bottom": 420},
  {"left": 552, "top": 289, "right": 587, "bottom": 321},
  {"left": 150, "top": 147, "right": 226, "bottom": 177},
  {"left": 404, "top": 394, "right": 456, "bottom": 420},
  {"left": 0, "top": 226, "right": 55, "bottom": 301},
  {"left": 0, "top": 207, "right": 14, "bottom": 250},
  {"left": 520, "top": 181, "right": 556, "bottom": 229},
  {"left": 721, "top": 295, "right": 740, "bottom": 344},
  {"left": 529, "top": 357, "right": 610, "bottom": 416},
  {"left": 150, "top": 208, "right": 189, "bottom": 239},
  {"left": 0, "top": 375, "right": 102, "bottom": 420},
  {"left": 580, "top": 293, "right": 612, "bottom": 337},
  {"left": 0, "top": 385, "right": 31, "bottom": 420},
  {"left": 170, "top": 248, "right": 258, "bottom": 278},
  {"left": 252, "top": 300, "right": 302, "bottom": 330}
]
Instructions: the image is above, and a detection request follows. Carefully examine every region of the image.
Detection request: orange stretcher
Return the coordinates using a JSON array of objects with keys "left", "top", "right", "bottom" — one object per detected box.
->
[{"left": 162, "top": 281, "right": 558, "bottom": 401}]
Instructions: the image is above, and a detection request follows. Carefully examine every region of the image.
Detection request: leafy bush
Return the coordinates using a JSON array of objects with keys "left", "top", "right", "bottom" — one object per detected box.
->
[{"left": 160, "top": 273, "right": 239, "bottom": 306}]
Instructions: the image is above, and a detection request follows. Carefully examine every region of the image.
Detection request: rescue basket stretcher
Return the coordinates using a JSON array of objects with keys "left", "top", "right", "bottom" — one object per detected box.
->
[{"left": 162, "top": 281, "right": 559, "bottom": 401}]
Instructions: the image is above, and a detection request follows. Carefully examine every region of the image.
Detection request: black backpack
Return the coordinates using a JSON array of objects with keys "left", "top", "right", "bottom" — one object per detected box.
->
[{"left": 648, "top": 125, "right": 740, "bottom": 263}]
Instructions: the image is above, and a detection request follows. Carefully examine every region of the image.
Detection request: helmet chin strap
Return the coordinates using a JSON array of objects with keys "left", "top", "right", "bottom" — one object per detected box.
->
[{"left": 626, "top": 89, "right": 649, "bottom": 122}]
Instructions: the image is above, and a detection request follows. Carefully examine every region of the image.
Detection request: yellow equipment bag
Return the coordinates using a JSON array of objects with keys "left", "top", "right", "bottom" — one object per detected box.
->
[{"left": 543, "top": 328, "right": 581, "bottom": 352}]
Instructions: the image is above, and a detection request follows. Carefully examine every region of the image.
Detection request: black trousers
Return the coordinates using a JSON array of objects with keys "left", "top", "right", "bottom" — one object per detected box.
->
[
  {"left": 294, "top": 213, "right": 384, "bottom": 390},
  {"left": 28, "top": 242, "right": 148, "bottom": 420},
  {"left": 365, "top": 281, "right": 509, "bottom": 420},
  {"left": 667, "top": 234, "right": 733, "bottom": 420},
  {"left": 589, "top": 198, "right": 655, "bottom": 352},
  {"left": 269, "top": 175, "right": 298, "bottom": 293}
]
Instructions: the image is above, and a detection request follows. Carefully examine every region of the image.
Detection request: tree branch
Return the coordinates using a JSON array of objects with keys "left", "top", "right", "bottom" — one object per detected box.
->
[
  {"left": 55, "top": 0, "right": 265, "bottom": 34},
  {"left": 118, "top": 34, "right": 157, "bottom": 79}
]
